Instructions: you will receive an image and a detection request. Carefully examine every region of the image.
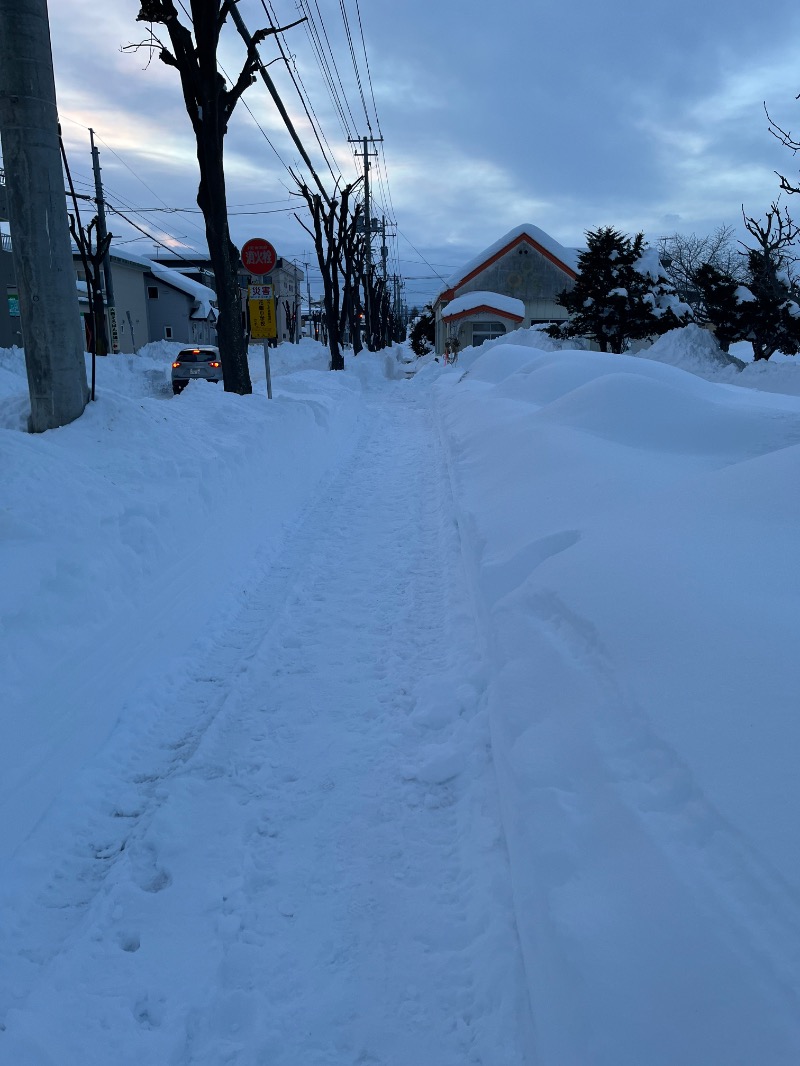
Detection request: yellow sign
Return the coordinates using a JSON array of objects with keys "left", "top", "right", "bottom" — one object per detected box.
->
[{"left": 248, "top": 284, "right": 276, "bottom": 339}]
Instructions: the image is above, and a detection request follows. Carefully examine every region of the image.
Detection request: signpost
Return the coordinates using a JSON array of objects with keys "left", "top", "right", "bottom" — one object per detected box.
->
[
  {"left": 242, "top": 237, "right": 278, "bottom": 399},
  {"left": 248, "top": 282, "right": 276, "bottom": 399}
]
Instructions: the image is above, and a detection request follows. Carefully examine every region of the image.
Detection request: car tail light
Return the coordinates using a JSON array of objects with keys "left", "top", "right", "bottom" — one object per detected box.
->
[
  {"left": 172, "top": 362, "right": 181, "bottom": 368},
  {"left": 208, "top": 361, "right": 220, "bottom": 368}
]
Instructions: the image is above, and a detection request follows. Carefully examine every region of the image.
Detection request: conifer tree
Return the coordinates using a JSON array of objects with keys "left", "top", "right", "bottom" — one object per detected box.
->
[
  {"left": 409, "top": 305, "right": 435, "bottom": 356},
  {"left": 548, "top": 227, "right": 691, "bottom": 353},
  {"left": 692, "top": 263, "right": 746, "bottom": 352},
  {"left": 693, "top": 205, "right": 800, "bottom": 360}
]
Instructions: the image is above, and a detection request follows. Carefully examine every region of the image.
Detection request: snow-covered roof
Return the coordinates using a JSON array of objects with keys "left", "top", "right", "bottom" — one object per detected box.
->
[
  {"left": 109, "top": 246, "right": 218, "bottom": 320},
  {"left": 436, "top": 224, "right": 580, "bottom": 303},
  {"left": 442, "top": 290, "right": 525, "bottom": 321}
]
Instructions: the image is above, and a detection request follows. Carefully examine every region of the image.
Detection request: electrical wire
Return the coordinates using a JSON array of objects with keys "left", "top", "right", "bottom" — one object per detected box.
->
[{"left": 261, "top": 0, "right": 341, "bottom": 185}]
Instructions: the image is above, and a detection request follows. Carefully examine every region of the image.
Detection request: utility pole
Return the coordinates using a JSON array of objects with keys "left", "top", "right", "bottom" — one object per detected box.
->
[
  {"left": 0, "top": 0, "right": 88, "bottom": 430},
  {"left": 304, "top": 255, "right": 312, "bottom": 338},
  {"left": 349, "top": 135, "right": 381, "bottom": 348},
  {"left": 89, "top": 129, "right": 119, "bottom": 353}
]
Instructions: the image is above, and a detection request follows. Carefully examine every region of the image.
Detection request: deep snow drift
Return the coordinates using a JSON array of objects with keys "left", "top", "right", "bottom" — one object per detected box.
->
[{"left": 1, "top": 329, "right": 800, "bottom": 1064}]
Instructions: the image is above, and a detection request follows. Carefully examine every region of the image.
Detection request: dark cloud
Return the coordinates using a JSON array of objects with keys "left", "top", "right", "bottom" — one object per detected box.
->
[{"left": 26, "top": 0, "right": 800, "bottom": 305}]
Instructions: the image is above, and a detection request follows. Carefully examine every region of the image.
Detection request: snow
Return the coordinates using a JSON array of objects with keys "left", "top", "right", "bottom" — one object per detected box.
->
[
  {"left": 2, "top": 330, "right": 800, "bottom": 1063},
  {"left": 441, "top": 290, "right": 525, "bottom": 320},
  {"left": 632, "top": 245, "right": 668, "bottom": 281},
  {"left": 735, "top": 284, "right": 757, "bottom": 303}
]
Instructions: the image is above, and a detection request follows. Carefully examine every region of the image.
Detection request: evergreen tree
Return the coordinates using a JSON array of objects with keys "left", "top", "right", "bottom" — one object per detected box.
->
[
  {"left": 742, "top": 247, "right": 800, "bottom": 360},
  {"left": 692, "top": 263, "right": 747, "bottom": 352},
  {"left": 548, "top": 227, "right": 691, "bottom": 353},
  {"left": 409, "top": 304, "right": 435, "bottom": 356}
]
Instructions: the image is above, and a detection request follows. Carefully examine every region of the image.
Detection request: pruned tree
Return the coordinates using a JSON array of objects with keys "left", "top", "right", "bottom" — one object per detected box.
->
[
  {"left": 339, "top": 199, "right": 365, "bottom": 356},
  {"left": 125, "top": 1, "right": 303, "bottom": 394},
  {"left": 740, "top": 203, "right": 800, "bottom": 360},
  {"left": 767, "top": 102, "right": 800, "bottom": 197},
  {"left": 693, "top": 203, "right": 800, "bottom": 360},
  {"left": 547, "top": 226, "right": 692, "bottom": 353},
  {"left": 293, "top": 172, "right": 361, "bottom": 370}
]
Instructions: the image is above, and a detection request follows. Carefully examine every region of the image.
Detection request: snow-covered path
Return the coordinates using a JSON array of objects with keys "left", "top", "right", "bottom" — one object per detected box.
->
[{"left": 0, "top": 391, "right": 531, "bottom": 1064}]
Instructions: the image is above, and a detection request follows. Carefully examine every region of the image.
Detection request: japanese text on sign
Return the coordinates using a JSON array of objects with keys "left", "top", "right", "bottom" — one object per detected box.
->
[{"left": 248, "top": 284, "right": 276, "bottom": 340}]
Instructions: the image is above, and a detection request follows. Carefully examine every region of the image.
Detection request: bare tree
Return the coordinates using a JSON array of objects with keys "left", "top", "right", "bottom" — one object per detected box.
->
[
  {"left": 125, "top": 1, "right": 302, "bottom": 394},
  {"left": 338, "top": 200, "right": 365, "bottom": 356},
  {"left": 293, "top": 173, "right": 361, "bottom": 370},
  {"left": 767, "top": 102, "right": 800, "bottom": 197},
  {"left": 658, "top": 225, "right": 745, "bottom": 315},
  {"left": 742, "top": 201, "right": 799, "bottom": 273}
]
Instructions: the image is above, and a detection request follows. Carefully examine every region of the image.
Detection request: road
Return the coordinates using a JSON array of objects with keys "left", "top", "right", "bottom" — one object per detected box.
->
[{"left": 0, "top": 390, "right": 532, "bottom": 1065}]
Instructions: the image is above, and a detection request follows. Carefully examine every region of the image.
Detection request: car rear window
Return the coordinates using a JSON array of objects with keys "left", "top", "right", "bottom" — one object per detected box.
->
[{"left": 177, "top": 351, "right": 214, "bottom": 362}]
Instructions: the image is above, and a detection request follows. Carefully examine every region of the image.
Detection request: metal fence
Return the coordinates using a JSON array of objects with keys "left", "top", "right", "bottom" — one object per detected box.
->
[{"left": 1, "top": 233, "right": 11, "bottom": 253}]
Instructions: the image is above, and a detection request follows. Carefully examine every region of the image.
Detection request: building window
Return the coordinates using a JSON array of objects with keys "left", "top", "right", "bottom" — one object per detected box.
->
[
  {"left": 147, "top": 286, "right": 159, "bottom": 299},
  {"left": 471, "top": 321, "right": 507, "bottom": 347},
  {"left": 164, "top": 326, "right": 173, "bottom": 339}
]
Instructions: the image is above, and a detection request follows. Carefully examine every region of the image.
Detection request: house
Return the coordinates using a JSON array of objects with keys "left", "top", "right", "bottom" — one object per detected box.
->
[
  {"left": 1, "top": 160, "right": 218, "bottom": 353},
  {"left": 433, "top": 224, "right": 579, "bottom": 354},
  {"left": 74, "top": 247, "right": 218, "bottom": 353}
]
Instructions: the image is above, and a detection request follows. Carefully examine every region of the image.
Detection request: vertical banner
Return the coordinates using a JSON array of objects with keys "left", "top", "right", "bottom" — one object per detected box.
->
[{"left": 248, "top": 284, "right": 277, "bottom": 340}]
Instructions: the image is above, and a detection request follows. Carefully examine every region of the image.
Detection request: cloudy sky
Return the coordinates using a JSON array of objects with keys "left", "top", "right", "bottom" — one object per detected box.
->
[{"left": 28, "top": 0, "right": 800, "bottom": 305}]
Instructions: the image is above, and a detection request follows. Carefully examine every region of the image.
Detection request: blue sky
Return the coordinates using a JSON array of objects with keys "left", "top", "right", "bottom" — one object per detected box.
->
[{"left": 29, "top": 0, "right": 800, "bottom": 306}]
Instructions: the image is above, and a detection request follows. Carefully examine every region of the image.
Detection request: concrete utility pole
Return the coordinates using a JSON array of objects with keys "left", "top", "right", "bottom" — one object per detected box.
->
[
  {"left": 0, "top": 0, "right": 88, "bottom": 431},
  {"left": 304, "top": 256, "right": 312, "bottom": 338},
  {"left": 349, "top": 135, "right": 381, "bottom": 346},
  {"left": 90, "top": 128, "right": 118, "bottom": 353}
]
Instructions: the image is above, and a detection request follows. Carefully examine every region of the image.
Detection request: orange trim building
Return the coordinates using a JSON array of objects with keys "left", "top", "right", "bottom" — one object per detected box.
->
[{"left": 434, "top": 224, "right": 579, "bottom": 354}]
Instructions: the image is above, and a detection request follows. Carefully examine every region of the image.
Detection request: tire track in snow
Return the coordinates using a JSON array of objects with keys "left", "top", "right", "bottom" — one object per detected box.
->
[{"left": 0, "top": 390, "right": 532, "bottom": 1065}]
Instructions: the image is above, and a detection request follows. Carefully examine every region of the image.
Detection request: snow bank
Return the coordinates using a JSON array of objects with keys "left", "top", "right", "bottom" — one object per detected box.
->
[
  {"left": 0, "top": 341, "right": 363, "bottom": 859},
  {"left": 639, "top": 323, "right": 744, "bottom": 374},
  {"left": 434, "top": 341, "right": 800, "bottom": 1063}
]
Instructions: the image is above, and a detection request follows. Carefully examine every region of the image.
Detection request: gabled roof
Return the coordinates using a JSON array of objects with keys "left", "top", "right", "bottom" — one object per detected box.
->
[
  {"left": 442, "top": 290, "right": 525, "bottom": 322},
  {"left": 436, "top": 224, "right": 579, "bottom": 304}
]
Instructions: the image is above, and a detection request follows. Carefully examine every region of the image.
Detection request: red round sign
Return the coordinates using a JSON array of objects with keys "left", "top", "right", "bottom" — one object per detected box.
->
[{"left": 241, "top": 237, "right": 277, "bottom": 276}]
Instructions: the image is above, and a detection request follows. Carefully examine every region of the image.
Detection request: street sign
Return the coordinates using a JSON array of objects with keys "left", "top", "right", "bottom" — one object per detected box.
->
[
  {"left": 248, "top": 283, "right": 276, "bottom": 340},
  {"left": 241, "top": 237, "right": 277, "bottom": 276}
]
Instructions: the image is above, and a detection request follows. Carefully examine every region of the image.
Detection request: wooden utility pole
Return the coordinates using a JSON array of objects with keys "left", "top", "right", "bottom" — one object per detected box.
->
[
  {"left": 90, "top": 129, "right": 119, "bottom": 353},
  {"left": 0, "top": 0, "right": 88, "bottom": 431}
]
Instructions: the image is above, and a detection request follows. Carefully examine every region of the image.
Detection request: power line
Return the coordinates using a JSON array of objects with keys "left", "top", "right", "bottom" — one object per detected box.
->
[
  {"left": 354, "top": 0, "right": 381, "bottom": 137},
  {"left": 261, "top": 0, "right": 341, "bottom": 186},
  {"left": 227, "top": 2, "right": 332, "bottom": 204},
  {"left": 297, "top": 0, "right": 355, "bottom": 145},
  {"left": 338, "top": 0, "right": 371, "bottom": 133}
]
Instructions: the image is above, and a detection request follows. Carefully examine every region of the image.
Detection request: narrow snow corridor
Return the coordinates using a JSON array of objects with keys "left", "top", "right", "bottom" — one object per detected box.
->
[{"left": 0, "top": 391, "right": 531, "bottom": 1064}]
